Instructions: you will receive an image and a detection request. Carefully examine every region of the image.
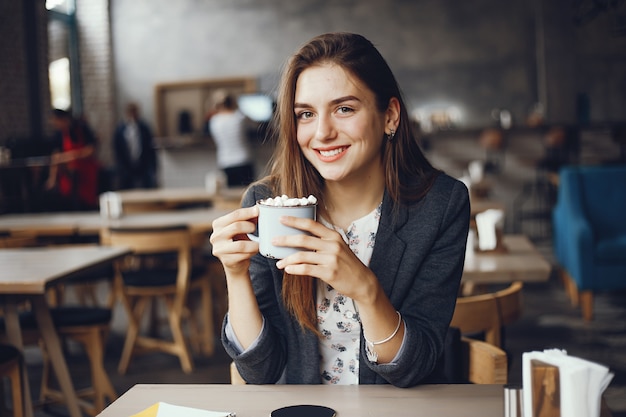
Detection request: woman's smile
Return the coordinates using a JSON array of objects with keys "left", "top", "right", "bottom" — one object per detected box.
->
[{"left": 316, "top": 146, "right": 349, "bottom": 161}]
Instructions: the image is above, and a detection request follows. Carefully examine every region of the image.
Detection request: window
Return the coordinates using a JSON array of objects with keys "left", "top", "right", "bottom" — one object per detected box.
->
[
  {"left": 47, "top": 0, "right": 80, "bottom": 113},
  {"left": 49, "top": 57, "right": 71, "bottom": 110}
]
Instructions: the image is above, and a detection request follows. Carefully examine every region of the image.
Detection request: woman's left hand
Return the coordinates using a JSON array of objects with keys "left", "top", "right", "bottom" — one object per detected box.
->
[{"left": 274, "top": 216, "right": 378, "bottom": 303}]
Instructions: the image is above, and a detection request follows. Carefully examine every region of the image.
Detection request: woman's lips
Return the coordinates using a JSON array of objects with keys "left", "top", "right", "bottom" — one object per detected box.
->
[{"left": 317, "top": 146, "right": 347, "bottom": 162}]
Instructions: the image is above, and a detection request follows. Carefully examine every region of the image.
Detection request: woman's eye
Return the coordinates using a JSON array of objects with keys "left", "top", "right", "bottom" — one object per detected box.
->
[
  {"left": 338, "top": 106, "right": 353, "bottom": 114},
  {"left": 297, "top": 111, "right": 314, "bottom": 120}
]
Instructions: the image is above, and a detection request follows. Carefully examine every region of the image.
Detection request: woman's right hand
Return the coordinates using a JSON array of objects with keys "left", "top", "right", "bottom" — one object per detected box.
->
[{"left": 209, "top": 206, "right": 260, "bottom": 276}]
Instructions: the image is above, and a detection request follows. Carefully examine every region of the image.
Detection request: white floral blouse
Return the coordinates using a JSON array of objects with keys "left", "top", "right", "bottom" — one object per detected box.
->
[{"left": 317, "top": 202, "right": 382, "bottom": 385}]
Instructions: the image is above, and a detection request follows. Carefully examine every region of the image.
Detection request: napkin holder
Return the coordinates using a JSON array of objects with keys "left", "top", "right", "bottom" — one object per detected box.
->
[
  {"left": 522, "top": 349, "right": 614, "bottom": 417},
  {"left": 530, "top": 360, "right": 561, "bottom": 417}
]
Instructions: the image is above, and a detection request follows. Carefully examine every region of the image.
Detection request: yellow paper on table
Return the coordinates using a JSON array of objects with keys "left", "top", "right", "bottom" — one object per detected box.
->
[{"left": 130, "top": 402, "right": 235, "bottom": 417}]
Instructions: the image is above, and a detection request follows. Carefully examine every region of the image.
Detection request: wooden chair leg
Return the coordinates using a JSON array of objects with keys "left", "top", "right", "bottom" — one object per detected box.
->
[
  {"left": 560, "top": 270, "right": 579, "bottom": 307},
  {"left": 9, "top": 360, "right": 24, "bottom": 417},
  {"left": 166, "top": 306, "right": 193, "bottom": 374},
  {"left": 559, "top": 269, "right": 594, "bottom": 321},
  {"left": 580, "top": 291, "right": 594, "bottom": 322},
  {"left": 166, "top": 279, "right": 215, "bottom": 359},
  {"left": 185, "top": 304, "right": 203, "bottom": 355},
  {"left": 70, "top": 328, "right": 117, "bottom": 414},
  {"left": 209, "top": 261, "right": 228, "bottom": 335},
  {"left": 118, "top": 296, "right": 146, "bottom": 375},
  {"left": 199, "top": 279, "right": 215, "bottom": 356},
  {"left": 1, "top": 354, "right": 24, "bottom": 417}
]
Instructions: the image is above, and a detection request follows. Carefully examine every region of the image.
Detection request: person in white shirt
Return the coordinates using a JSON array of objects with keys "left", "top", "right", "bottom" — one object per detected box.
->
[{"left": 207, "top": 91, "right": 256, "bottom": 187}]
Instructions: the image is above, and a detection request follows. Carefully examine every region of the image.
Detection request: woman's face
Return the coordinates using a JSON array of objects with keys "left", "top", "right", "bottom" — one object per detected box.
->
[{"left": 294, "top": 63, "right": 388, "bottom": 185}]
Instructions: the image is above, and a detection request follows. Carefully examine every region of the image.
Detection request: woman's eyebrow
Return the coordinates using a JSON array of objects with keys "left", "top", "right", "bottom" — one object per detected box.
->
[
  {"left": 331, "top": 95, "right": 360, "bottom": 105},
  {"left": 294, "top": 95, "right": 361, "bottom": 109}
]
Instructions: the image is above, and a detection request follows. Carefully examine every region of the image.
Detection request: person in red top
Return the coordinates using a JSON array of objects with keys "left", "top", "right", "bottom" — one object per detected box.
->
[{"left": 45, "top": 109, "right": 100, "bottom": 211}]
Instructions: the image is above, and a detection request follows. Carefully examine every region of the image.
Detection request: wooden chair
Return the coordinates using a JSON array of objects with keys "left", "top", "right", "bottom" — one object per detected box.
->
[
  {"left": 103, "top": 225, "right": 214, "bottom": 375},
  {"left": 461, "top": 336, "right": 507, "bottom": 384},
  {"left": 0, "top": 343, "right": 24, "bottom": 417},
  {"left": 0, "top": 306, "right": 116, "bottom": 416},
  {"left": 451, "top": 281, "right": 523, "bottom": 348},
  {"left": 229, "top": 336, "right": 507, "bottom": 385}
]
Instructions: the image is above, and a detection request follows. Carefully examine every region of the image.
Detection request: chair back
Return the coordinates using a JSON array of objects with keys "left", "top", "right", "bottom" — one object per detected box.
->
[
  {"left": 451, "top": 291, "right": 501, "bottom": 346},
  {"left": 451, "top": 281, "right": 523, "bottom": 347},
  {"left": 104, "top": 225, "right": 192, "bottom": 291},
  {"left": 494, "top": 281, "right": 523, "bottom": 326},
  {"left": 104, "top": 225, "right": 191, "bottom": 255}
]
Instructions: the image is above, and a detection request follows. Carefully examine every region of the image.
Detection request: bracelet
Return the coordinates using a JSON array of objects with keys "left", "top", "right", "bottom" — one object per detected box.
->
[{"left": 364, "top": 311, "right": 402, "bottom": 363}]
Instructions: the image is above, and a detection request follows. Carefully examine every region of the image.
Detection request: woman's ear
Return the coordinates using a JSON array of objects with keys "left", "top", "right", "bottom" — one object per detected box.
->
[{"left": 385, "top": 97, "right": 401, "bottom": 133}]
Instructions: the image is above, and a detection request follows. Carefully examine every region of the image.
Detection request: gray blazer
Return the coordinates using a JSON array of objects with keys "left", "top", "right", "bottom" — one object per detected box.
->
[{"left": 222, "top": 172, "right": 470, "bottom": 387}]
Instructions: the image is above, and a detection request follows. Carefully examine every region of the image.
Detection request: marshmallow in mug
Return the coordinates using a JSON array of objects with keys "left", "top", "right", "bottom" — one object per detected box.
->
[{"left": 259, "top": 194, "right": 318, "bottom": 207}]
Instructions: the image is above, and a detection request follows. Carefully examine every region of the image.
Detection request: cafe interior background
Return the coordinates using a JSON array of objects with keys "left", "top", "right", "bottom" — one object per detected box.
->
[{"left": 1, "top": 0, "right": 626, "bottom": 415}]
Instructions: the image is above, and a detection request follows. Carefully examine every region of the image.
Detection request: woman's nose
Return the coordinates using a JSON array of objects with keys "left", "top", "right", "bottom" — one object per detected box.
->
[{"left": 314, "top": 114, "right": 336, "bottom": 141}]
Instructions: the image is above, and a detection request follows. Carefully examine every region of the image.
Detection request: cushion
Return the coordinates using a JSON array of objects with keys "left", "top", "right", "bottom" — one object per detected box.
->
[
  {"left": 0, "top": 307, "right": 111, "bottom": 330},
  {"left": 0, "top": 343, "right": 21, "bottom": 363},
  {"left": 122, "top": 266, "right": 207, "bottom": 287}
]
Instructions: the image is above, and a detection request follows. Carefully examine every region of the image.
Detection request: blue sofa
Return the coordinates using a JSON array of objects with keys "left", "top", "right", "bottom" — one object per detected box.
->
[{"left": 552, "top": 164, "right": 626, "bottom": 321}]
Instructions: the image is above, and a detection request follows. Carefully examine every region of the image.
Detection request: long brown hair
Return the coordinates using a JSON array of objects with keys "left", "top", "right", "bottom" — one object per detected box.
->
[{"left": 265, "top": 32, "right": 439, "bottom": 333}]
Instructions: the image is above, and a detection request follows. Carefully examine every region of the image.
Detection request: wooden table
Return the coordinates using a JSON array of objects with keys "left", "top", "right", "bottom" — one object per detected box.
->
[
  {"left": 0, "top": 207, "right": 232, "bottom": 238},
  {"left": 0, "top": 245, "right": 131, "bottom": 417},
  {"left": 111, "top": 186, "right": 246, "bottom": 212},
  {"left": 462, "top": 234, "right": 552, "bottom": 284},
  {"left": 470, "top": 198, "right": 505, "bottom": 217},
  {"left": 96, "top": 384, "right": 505, "bottom": 417}
]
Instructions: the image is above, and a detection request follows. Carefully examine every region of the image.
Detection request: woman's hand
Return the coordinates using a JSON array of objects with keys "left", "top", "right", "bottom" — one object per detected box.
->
[
  {"left": 274, "top": 216, "right": 378, "bottom": 304},
  {"left": 209, "top": 206, "right": 260, "bottom": 277}
]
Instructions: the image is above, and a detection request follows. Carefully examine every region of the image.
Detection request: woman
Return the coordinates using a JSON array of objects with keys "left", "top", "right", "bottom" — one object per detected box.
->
[{"left": 210, "top": 32, "right": 470, "bottom": 387}]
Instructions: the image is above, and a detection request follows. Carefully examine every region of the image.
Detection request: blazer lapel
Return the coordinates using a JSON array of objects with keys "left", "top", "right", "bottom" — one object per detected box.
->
[{"left": 369, "top": 193, "right": 408, "bottom": 297}]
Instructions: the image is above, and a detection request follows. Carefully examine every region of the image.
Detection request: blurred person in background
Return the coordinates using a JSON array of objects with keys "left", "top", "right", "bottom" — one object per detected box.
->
[
  {"left": 113, "top": 102, "right": 158, "bottom": 189},
  {"left": 44, "top": 108, "right": 100, "bottom": 211},
  {"left": 207, "top": 90, "right": 256, "bottom": 187}
]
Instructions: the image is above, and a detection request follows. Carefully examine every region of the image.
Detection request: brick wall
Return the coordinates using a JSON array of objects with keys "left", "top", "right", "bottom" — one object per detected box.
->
[
  {"left": 0, "top": 2, "right": 49, "bottom": 142},
  {"left": 76, "top": 0, "right": 115, "bottom": 166}
]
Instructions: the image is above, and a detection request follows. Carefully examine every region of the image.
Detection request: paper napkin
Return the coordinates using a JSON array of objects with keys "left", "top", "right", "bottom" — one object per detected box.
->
[
  {"left": 475, "top": 208, "right": 504, "bottom": 251},
  {"left": 130, "top": 402, "right": 235, "bottom": 417},
  {"left": 522, "top": 349, "right": 614, "bottom": 417}
]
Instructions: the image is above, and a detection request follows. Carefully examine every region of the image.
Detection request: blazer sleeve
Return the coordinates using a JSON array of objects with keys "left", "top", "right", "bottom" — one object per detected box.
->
[{"left": 220, "top": 184, "right": 292, "bottom": 384}]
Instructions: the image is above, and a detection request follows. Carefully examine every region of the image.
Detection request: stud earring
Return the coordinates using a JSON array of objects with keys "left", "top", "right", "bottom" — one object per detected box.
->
[{"left": 388, "top": 129, "right": 395, "bottom": 141}]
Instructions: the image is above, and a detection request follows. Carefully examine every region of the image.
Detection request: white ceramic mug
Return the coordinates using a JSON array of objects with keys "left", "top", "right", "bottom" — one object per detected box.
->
[{"left": 247, "top": 202, "right": 317, "bottom": 259}]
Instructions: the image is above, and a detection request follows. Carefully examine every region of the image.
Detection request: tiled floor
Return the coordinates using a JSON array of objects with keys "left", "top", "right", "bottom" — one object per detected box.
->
[{"left": 17, "top": 130, "right": 626, "bottom": 416}]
